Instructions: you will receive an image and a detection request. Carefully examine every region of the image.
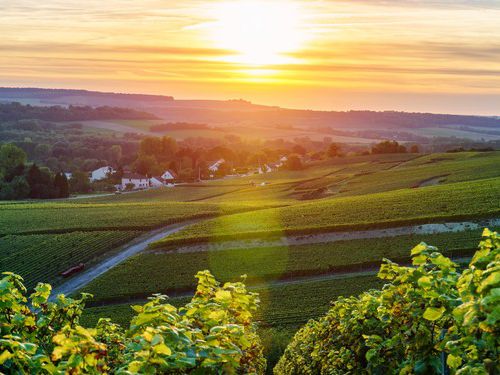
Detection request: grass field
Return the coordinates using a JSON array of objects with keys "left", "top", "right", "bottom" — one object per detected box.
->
[
  {"left": 80, "top": 229, "right": 487, "bottom": 303},
  {"left": 153, "top": 177, "right": 500, "bottom": 246}
]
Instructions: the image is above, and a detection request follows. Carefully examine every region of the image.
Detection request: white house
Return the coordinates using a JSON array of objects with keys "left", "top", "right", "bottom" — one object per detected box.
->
[
  {"left": 90, "top": 166, "right": 114, "bottom": 182},
  {"left": 208, "top": 159, "right": 225, "bottom": 172},
  {"left": 161, "top": 170, "right": 177, "bottom": 181},
  {"left": 150, "top": 176, "right": 165, "bottom": 188},
  {"left": 121, "top": 173, "right": 149, "bottom": 190}
]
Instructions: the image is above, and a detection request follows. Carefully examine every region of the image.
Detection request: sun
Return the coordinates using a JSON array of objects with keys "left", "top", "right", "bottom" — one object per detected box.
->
[{"left": 209, "top": 1, "right": 305, "bottom": 66}]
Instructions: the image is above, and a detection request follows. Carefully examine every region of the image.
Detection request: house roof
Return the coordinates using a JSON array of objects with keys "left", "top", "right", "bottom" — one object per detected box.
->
[
  {"left": 92, "top": 166, "right": 113, "bottom": 173},
  {"left": 122, "top": 173, "right": 148, "bottom": 180},
  {"left": 162, "top": 169, "right": 177, "bottom": 178}
]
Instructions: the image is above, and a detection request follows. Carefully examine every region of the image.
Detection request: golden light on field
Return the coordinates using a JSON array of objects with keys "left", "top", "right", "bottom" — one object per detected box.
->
[{"left": 209, "top": 0, "right": 305, "bottom": 66}]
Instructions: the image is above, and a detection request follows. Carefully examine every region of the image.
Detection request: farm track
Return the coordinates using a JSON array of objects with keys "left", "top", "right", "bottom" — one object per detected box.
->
[
  {"left": 151, "top": 218, "right": 500, "bottom": 254},
  {"left": 50, "top": 220, "right": 200, "bottom": 300}
]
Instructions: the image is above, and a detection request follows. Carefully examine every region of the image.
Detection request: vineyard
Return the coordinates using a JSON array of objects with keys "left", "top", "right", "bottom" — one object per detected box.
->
[
  {"left": 81, "top": 229, "right": 485, "bottom": 303},
  {"left": 0, "top": 231, "right": 140, "bottom": 289},
  {"left": 0, "top": 200, "right": 274, "bottom": 235},
  {"left": 81, "top": 274, "right": 382, "bottom": 328},
  {"left": 153, "top": 177, "right": 500, "bottom": 246},
  {"left": 1, "top": 151, "right": 499, "bottom": 373}
]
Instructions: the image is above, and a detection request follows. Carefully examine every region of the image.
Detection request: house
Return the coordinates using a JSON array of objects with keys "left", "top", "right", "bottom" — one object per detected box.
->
[
  {"left": 90, "top": 166, "right": 114, "bottom": 182},
  {"left": 150, "top": 176, "right": 165, "bottom": 188},
  {"left": 257, "top": 164, "right": 272, "bottom": 174},
  {"left": 208, "top": 159, "right": 225, "bottom": 172},
  {"left": 161, "top": 170, "right": 177, "bottom": 181},
  {"left": 121, "top": 173, "right": 149, "bottom": 190}
]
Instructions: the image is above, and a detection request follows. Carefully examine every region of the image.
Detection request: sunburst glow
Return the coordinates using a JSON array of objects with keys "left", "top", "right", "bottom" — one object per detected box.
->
[{"left": 210, "top": 1, "right": 305, "bottom": 66}]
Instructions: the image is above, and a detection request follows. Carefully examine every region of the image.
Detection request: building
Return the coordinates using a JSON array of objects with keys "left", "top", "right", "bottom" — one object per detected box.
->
[
  {"left": 150, "top": 176, "right": 166, "bottom": 187},
  {"left": 121, "top": 173, "right": 149, "bottom": 190},
  {"left": 208, "top": 159, "right": 225, "bottom": 173},
  {"left": 90, "top": 166, "right": 114, "bottom": 182},
  {"left": 161, "top": 169, "right": 177, "bottom": 181}
]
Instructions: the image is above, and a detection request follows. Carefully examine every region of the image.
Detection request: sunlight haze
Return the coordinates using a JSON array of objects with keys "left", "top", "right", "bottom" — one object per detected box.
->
[{"left": 1, "top": 0, "right": 500, "bottom": 114}]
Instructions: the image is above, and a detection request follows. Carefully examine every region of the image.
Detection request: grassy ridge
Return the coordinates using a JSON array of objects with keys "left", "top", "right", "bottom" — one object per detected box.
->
[
  {"left": 335, "top": 151, "right": 500, "bottom": 196},
  {"left": 81, "top": 230, "right": 486, "bottom": 303},
  {"left": 0, "top": 231, "right": 140, "bottom": 288},
  {"left": 152, "top": 178, "right": 500, "bottom": 246}
]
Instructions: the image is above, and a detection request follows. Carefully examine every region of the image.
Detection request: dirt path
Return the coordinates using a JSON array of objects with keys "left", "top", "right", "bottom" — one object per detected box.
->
[
  {"left": 50, "top": 221, "right": 199, "bottom": 300},
  {"left": 149, "top": 218, "right": 500, "bottom": 255}
]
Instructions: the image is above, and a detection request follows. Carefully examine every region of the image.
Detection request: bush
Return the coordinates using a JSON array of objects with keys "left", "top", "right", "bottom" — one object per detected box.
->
[
  {"left": 274, "top": 228, "right": 499, "bottom": 374},
  {"left": 0, "top": 271, "right": 265, "bottom": 373}
]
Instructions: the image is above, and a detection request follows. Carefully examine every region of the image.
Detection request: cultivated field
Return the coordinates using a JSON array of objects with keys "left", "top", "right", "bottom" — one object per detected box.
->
[{"left": 2, "top": 151, "right": 499, "bottom": 339}]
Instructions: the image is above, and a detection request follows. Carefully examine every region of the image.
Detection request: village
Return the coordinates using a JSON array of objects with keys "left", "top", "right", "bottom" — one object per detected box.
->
[{"left": 86, "top": 156, "right": 289, "bottom": 192}]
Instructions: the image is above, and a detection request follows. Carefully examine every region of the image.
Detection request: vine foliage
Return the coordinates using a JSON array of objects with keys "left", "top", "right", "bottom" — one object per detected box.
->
[
  {"left": 0, "top": 270, "right": 265, "bottom": 374},
  {"left": 275, "top": 229, "right": 499, "bottom": 374}
]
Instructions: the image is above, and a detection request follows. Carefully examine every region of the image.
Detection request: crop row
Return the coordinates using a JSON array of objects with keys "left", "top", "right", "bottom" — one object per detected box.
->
[
  {"left": 0, "top": 201, "right": 274, "bottom": 235},
  {"left": 0, "top": 231, "right": 140, "bottom": 289},
  {"left": 81, "top": 229, "right": 486, "bottom": 304},
  {"left": 337, "top": 151, "right": 500, "bottom": 197},
  {"left": 154, "top": 177, "right": 500, "bottom": 246}
]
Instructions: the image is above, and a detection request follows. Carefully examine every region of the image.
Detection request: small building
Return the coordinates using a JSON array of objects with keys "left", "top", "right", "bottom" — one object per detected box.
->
[
  {"left": 90, "top": 166, "right": 114, "bottom": 182},
  {"left": 121, "top": 173, "right": 149, "bottom": 190},
  {"left": 208, "top": 159, "right": 225, "bottom": 172},
  {"left": 150, "top": 176, "right": 165, "bottom": 188},
  {"left": 64, "top": 172, "right": 72, "bottom": 180},
  {"left": 161, "top": 170, "right": 177, "bottom": 181}
]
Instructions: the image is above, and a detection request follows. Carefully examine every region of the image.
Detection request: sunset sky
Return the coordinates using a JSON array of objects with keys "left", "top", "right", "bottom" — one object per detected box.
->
[{"left": 2, "top": 0, "right": 500, "bottom": 114}]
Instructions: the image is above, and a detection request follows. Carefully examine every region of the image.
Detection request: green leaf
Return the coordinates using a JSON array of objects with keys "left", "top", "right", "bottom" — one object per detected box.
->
[
  {"left": 423, "top": 306, "right": 445, "bottom": 321},
  {"left": 411, "top": 243, "right": 428, "bottom": 256},
  {"left": 418, "top": 276, "right": 432, "bottom": 288},
  {"left": 447, "top": 354, "right": 462, "bottom": 369}
]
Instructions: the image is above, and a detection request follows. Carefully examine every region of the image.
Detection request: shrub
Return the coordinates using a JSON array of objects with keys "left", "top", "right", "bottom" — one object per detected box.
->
[
  {"left": 0, "top": 271, "right": 265, "bottom": 373},
  {"left": 275, "top": 229, "right": 499, "bottom": 374}
]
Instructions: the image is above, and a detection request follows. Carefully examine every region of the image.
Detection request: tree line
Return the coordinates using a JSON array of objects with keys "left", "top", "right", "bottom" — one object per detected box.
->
[{"left": 0, "top": 144, "right": 69, "bottom": 200}]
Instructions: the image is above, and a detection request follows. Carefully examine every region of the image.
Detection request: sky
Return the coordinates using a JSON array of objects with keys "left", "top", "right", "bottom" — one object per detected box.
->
[{"left": 1, "top": 0, "right": 500, "bottom": 115}]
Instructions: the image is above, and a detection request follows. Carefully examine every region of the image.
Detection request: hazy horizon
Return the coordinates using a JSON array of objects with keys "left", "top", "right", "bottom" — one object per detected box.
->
[{"left": 2, "top": 1, "right": 500, "bottom": 115}]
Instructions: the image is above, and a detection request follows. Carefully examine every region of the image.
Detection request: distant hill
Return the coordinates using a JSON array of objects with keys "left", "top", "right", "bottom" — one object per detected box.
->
[{"left": 1, "top": 87, "right": 499, "bottom": 131}]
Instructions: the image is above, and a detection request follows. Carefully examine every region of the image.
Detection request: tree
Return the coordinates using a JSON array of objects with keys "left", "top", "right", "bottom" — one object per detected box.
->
[
  {"left": 53, "top": 172, "right": 69, "bottom": 198},
  {"left": 410, "top": 144, "right": 420, "bottom": 153},
  {"left": 109, "top": 145, "right": 122, "bottom": 165},
  {"left": 285, "top": 154, "right": 303, "bottom": 170},
  {"left": 69, "top": 171, "right": 91, "bottom": 193},
  {"left": 292, "top": 144, "right": 306, "bottom": 156},
  {"left": 371, "top": 140, "right": 407, "bottom": 154},
  {"left": 0, "top": 143, "right": 27, "bottom": 179},
  {"left": 10, "top": 176, "right": 30, "bottom": 199},
  {"left": 134, "top": 154, "right": 158, "bottom": 176},
  {"left": 327, "top": 143, "right": 341, "bottom": 158},
  {"left": 34, "top": 143, "right": 51, "bottom": 160}
]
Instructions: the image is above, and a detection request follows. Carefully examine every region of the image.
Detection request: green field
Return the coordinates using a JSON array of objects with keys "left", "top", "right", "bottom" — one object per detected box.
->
[
  {"left": 81, "top": 229, "right": 486, "bottom": 304},
  {"left": 153, "top": 177, "right": 500, "bottom": 246},
  {"left": 2, "top": 151, "right": 499, "bottom": 345},
  {"left": 0, "top": 200, "right": 276, "bottom": 235},
  {"left": 0, "top": 231, "right": 140, "bottom": 289},
  {"left": 81, "top": 274, "right": 383, "bottom": 328}
]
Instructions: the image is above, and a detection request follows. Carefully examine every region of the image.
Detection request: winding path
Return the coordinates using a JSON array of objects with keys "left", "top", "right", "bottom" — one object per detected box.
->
[
  {"left": 50, "top": 221, "right": 198, "bottom": 300},
  {"left": 51, "top": 217, "right": 499, "bottom": 301}
]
